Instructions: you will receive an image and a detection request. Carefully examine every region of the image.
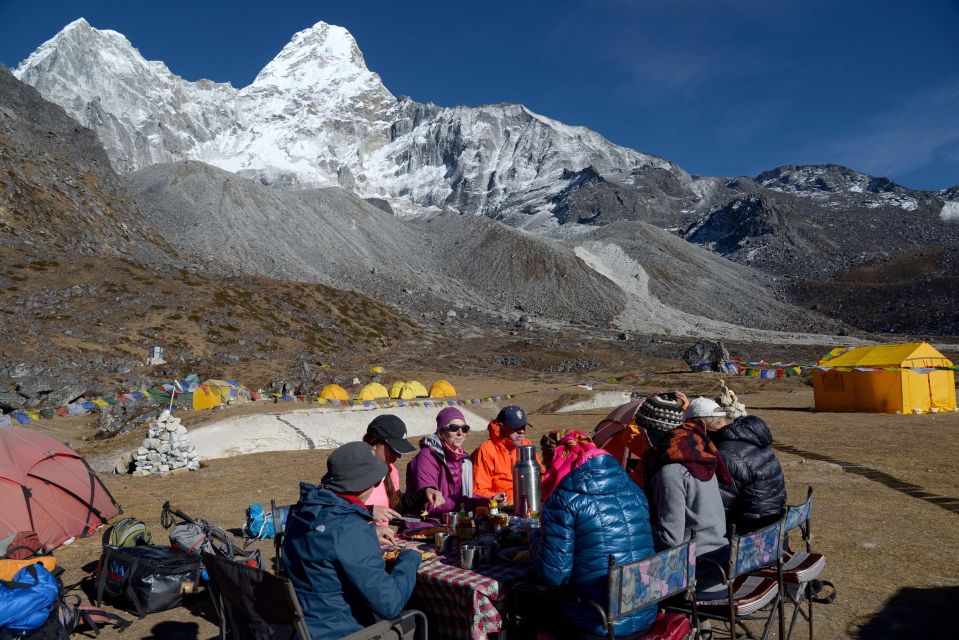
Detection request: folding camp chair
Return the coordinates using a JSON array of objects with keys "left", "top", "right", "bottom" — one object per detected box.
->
[
  {"left": 509, "top": 537, "right": 699, "bottom": 639},
  {"left": 203, "top": 551, "right": 310, "bottom": 640},
  {"left": 692, "top": 519, "right": 785, "bottom": 640},
  {"left": 757, "top": 487, "right": 831, "bottom": 640},
  {"left": 204, "top": 553, "right": 428, "bottom": 640}
]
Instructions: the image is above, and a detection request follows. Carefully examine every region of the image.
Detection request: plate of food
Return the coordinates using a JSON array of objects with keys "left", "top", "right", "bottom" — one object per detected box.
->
[
  {"left": 497, "top": 546, "right": 532, "bottom": 564},
  {"left": 401, "top": 526, "right": 447, "bottom": 541},
  {"left": 382, "top": 546, "right": 436, "bottom": 564}
]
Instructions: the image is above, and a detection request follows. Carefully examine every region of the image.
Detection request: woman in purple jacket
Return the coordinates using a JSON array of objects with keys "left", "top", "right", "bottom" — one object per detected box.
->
[{"left": 406, "top": 407, "right": 485, "bottom": 515}]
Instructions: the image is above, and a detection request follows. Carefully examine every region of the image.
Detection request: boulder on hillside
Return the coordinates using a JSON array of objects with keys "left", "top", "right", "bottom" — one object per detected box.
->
[{"left": 683, "top": 339, "right": 735, "bottom": 373}]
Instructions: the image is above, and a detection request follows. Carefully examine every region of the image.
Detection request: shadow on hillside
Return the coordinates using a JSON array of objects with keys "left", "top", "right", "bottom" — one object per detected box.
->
[{"left": 856, "top": 585, "right": 959, "bottom": 638}]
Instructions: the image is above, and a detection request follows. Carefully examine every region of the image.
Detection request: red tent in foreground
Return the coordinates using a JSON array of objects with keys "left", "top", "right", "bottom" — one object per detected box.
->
[{"left": 0, "top": 427, "right": 121, "bottom": 551}]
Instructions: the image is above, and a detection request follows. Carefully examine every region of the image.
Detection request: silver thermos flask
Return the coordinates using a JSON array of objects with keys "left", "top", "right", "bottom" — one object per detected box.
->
[{"left": 512, "top": 444, "right": 542, "bottom": 517}]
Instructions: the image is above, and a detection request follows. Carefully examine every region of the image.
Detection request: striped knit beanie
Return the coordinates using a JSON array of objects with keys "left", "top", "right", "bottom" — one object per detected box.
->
[{"left": 636, "top": 395, "right": 685, "bottom": 434}]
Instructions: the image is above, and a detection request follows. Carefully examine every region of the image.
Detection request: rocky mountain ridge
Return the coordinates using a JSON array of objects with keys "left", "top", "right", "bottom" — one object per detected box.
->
[{"left": 14, "top": 18, "right": 691, "bottom": 224}]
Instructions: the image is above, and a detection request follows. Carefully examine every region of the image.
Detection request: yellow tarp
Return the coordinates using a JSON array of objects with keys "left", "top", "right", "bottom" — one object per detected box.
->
[
  {"left": 812, "top": 342, "right": 956, "bottom": 414},
  {"left": 192, "top": 384, "right": 222, "bottom": 411},
  {"left": 429, "top": 379, "right": 457, "bottom": 398},
  {"left": 319, "top": 384, "right": 349, "bottom": 401},
  {"left": 357, "top": 382, "right": 390, "bottom": 401}
]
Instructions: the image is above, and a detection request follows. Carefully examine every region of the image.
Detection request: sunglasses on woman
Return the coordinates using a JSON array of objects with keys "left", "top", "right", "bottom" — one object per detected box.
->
[{"left": 444, "top": 424, "right": 470, "bottom": 433}]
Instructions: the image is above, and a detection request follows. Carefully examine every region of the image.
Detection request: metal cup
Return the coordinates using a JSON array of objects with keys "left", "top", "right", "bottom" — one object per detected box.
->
[
  {"left": 443, "top": 513, "right": 457, "bottom": 530},
  {"left": 434, "top": 531, "right": 450, "bottom": 554},
  {"left": 460, "top": 543, "right": 477, "bottom": 570}
]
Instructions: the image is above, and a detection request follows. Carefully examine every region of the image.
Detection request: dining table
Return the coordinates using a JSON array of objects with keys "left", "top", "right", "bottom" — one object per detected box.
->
[{"left": 404, "top": 538, "right": 534, "bottom": 640}]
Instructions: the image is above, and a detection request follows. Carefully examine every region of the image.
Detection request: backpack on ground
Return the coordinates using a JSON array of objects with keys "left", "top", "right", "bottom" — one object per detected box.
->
[
  {"left": 0, "top": 561, "right": 130, "bottom": 639},
  {"left": 94, "top": 544, "right": 199, "bottom": 618},
  {"left": 101, "top": 518, "right": 151, "bottom": 549},
  {"left": 0, "top": 564, "right": 59, "bottom": 633},
  {"left": 242, "top": 503, "right": 289, "bottom": 540}
]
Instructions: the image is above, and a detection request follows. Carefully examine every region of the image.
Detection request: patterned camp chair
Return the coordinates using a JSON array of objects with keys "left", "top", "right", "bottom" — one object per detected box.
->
[
  {"left": 693, "top": 519, "right": 785, "bottom": 640},
  {"left": 509, "top": 538, "right": 698, "bottom": 639},
  {"left": 757, "top": 487, "right": 831, "bottom": 640}
]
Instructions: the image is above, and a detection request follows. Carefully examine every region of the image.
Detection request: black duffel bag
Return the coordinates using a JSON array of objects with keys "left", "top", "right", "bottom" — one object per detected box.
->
[{"left": 94, "top": 545, "right": 199, "bottom": 617}]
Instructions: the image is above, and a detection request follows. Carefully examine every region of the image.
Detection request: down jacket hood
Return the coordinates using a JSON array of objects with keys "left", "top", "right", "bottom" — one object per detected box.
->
[
  {"left": 719, "top": 415, "right": 773, "bottom": 448},
  {"left": 713, "top": 416, "right": 786, "bottom": 530}
]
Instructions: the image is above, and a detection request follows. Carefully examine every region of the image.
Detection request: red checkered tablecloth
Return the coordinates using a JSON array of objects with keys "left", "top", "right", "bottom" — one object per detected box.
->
[{"left": 412, "top": 549, "right": 533, "bottom": 640}]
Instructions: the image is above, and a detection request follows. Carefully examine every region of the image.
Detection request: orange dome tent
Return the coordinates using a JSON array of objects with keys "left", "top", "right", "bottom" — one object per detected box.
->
[
  {"left": 429, "top": 379, "right": 457, "bottom": 398},
  {"left": 0, "top": 428, "right": 121, "bottom": 551},
  {"left": 319, "top": 384, "right": 349, "bottom": 401}
]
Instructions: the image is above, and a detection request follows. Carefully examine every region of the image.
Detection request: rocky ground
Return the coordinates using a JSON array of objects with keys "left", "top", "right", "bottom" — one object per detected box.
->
[{"left": 31, "top": 355, "right": 959, "bottom": 640}]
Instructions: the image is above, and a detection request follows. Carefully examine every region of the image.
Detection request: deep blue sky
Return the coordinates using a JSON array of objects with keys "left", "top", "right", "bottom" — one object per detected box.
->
[{"left": 2, "top": 0, "right": 957, "bottom": 190}]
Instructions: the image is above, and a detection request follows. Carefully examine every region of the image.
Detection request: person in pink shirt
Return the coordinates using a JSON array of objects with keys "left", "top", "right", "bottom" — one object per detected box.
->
[{"left": 362, "top": 415, "right": 443, "bottom": 531}]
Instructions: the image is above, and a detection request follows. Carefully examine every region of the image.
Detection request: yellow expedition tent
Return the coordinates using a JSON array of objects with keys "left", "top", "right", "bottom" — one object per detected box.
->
[
  {"left": 357, "top": 382, "right": 390, "bottom": 401},
  {"left": 389, "top": 381, "right": 416, "bottom": 400},
  {"left": 812, "top": 342, "right": 956, "bottom": 414},
  {"left": 406, "top": 380, "right": 429, "bottom": 398},
  {"left": 319, "top": 384, "right": 349, "bottom": 401},
  {"left": 192, "top": 384, "right": 222, "bottom": 411},
  {"left": 429, "top": 379, "right": 457, "bottom": 398}
]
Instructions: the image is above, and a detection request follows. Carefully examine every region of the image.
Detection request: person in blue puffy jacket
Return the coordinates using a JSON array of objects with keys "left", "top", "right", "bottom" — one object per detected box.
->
[
  {"left": 529, "top": 430, "right": 657, "bottom": 637},
  {"left": 282, "top": 441, "right": 420, "bottom": 639}
]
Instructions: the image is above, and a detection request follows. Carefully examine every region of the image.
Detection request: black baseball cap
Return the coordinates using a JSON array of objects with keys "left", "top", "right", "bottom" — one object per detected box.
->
[{"left": 366, "top": 415, "right": 416, "bottom": 455}]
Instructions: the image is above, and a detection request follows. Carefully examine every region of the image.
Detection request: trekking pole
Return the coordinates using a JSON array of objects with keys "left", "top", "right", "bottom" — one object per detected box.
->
[{"left": 160, "top": 500, "right": 195, "bottom": 528}]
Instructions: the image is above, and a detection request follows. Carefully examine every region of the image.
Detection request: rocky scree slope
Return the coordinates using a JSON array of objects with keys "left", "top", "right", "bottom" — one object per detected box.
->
[
  {"left": 126, "top": 161, "right": 628, "bottom": 325},
  {"left": 0, "top": 65, "right": 174, "bottom": 264}
]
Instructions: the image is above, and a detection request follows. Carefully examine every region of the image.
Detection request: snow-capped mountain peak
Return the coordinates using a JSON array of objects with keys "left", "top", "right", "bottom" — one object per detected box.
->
[
  {"left": 756, "top": 164, "right": 924, "bottom": 211},
  {"left": 14, "top": 18, "right": 684, "bottom": 218},
  {"left": 251, "top": 21, "right": 376, "bottom": 90}
]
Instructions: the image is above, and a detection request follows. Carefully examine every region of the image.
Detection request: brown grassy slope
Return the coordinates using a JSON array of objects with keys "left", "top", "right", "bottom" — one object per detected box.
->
[
  {"left": 0, "top": 246, "right": 420, "bottom": 389},
  {"left": 790, "top": 245, "right": 959, "bottom": 336}
]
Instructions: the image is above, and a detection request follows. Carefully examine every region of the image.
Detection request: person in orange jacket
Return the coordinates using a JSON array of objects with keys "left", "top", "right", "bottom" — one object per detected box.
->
[{"left": 472, "top": 405, "right": 543, "bottom": 502}]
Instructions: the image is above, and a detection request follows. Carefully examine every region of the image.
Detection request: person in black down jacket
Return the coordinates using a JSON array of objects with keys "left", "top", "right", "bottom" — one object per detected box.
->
[
  {"left": 684, "top": 398, "right": 787, "bottom": 533},
  {"left": 529, "top": 430, "right": 657, "bottom": 637}
]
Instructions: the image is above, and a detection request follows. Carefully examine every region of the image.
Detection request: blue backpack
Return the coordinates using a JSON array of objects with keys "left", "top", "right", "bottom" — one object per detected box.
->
[
  {"left": 0, "top": 563, "right": 59, "bottom": 631},
  {"left": 243, "top": 503, "right": 289, "bottom": 539}
]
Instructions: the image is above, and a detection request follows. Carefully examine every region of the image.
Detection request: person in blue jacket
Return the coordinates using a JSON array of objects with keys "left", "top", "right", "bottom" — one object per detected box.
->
[
  {"left": 530, "top": 430, "right": 657, "bottom": 637},
  {"left": 282, "top": 441, "right": 421, "bottom": 639}
]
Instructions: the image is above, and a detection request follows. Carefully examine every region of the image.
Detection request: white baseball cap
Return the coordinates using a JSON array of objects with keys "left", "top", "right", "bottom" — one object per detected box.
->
[{"left": 683, "top": 397, "right": 727, "bottom": 420}]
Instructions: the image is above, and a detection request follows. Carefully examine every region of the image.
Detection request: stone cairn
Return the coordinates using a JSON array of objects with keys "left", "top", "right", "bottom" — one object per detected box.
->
[{"left": 132, "top": 410, "right": 200, "bottom": 476}]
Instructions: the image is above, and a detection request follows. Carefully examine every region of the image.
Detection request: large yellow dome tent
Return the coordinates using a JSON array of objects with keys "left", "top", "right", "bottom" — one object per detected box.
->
[
  {"left": 429, "top": 379, "right": 457, "bottom": 398},
  {"left": 406, "top": 380, "right": 429, "bottom": 398},
  {"left": 319, "top": 384, "right": 349, "bottom": 401},
  {"left": 357, "top": 382, "right": 390, "bottom": 401},
  {"left": 812, "top": 342, "right": 956, "bottom": 414},
  {"left": 389, "top": 381, "right": 416, "bottom": 400}
]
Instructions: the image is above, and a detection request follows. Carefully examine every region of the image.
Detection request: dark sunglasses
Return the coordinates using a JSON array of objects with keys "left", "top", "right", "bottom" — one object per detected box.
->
[{"left": 444, "top": 424, "right": 470, "bottom": 433}]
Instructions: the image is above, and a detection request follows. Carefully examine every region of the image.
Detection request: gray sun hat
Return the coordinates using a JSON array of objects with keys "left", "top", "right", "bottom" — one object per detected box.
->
[{"left": 323, "top": 441, "right": 388, "bottom": 493}]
